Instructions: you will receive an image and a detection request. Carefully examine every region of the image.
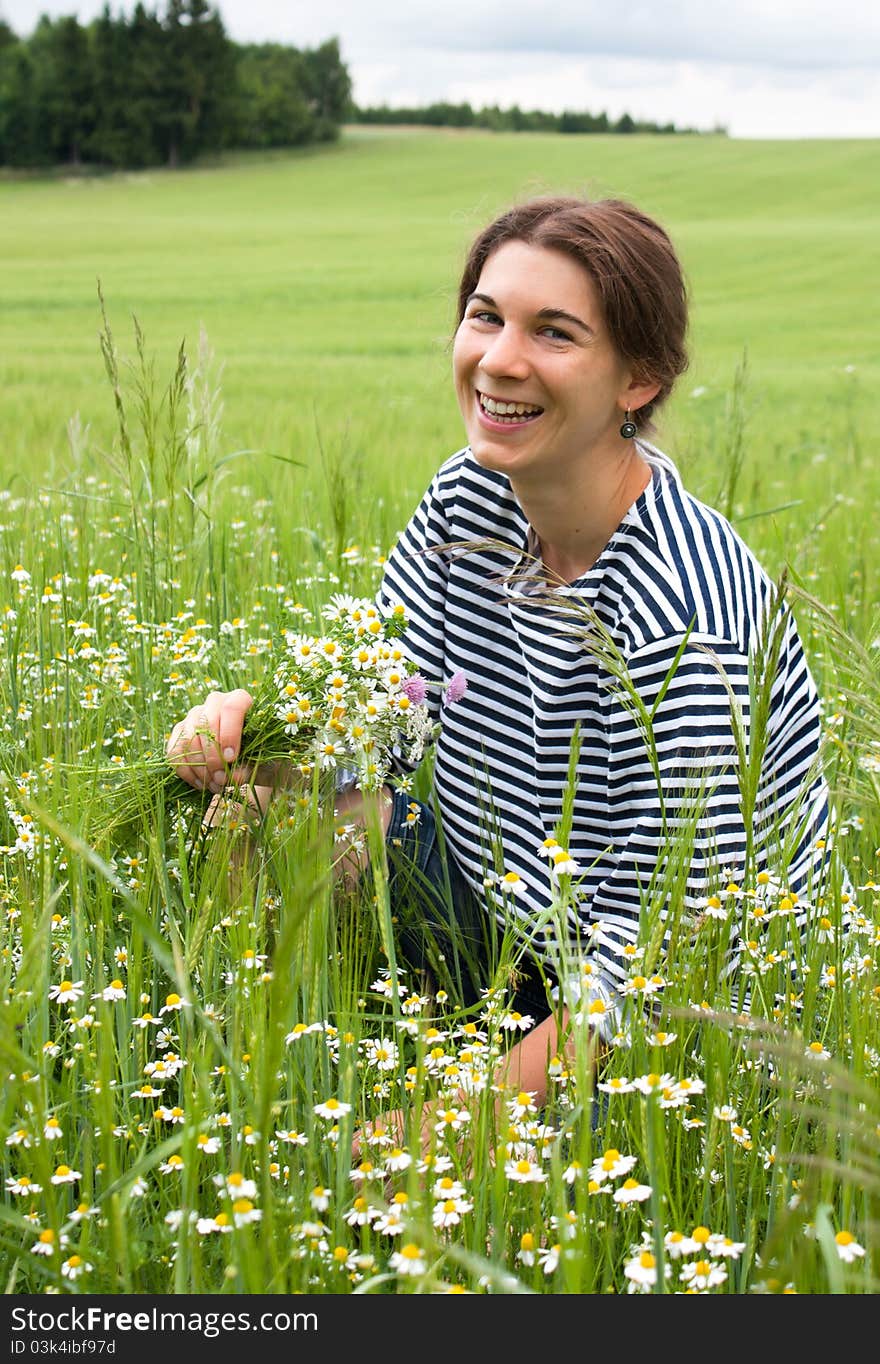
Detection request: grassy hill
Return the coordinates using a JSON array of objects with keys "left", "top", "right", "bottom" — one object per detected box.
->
[{"left": 0, "top": 129, "right": 876, "bottom": 598}]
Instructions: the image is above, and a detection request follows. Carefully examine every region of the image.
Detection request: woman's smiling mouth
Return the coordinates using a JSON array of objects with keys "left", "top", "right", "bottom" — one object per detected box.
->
[{"left": 477, "top": 391, "right": 544, "bottom": 425}]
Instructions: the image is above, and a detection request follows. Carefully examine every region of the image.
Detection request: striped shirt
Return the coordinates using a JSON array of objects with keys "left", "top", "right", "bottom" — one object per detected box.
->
[{"left": 377, "top": 442, "right": 831, "bottom": 993}]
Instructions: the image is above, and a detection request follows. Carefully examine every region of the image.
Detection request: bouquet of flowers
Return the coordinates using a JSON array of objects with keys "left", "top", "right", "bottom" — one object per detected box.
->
[
  {"left": 94, "top": 594, "right": 465, "bottom": 841},
  {"left": 227, "top": 593, "right": 441, "bottom": 793}
]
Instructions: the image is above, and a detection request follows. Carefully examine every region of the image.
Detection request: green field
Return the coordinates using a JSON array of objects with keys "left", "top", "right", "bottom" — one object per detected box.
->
[
  {"left": 1, "top": 130, "right": 880, "bottom": 1297},
  {"left": 2, "top": 129, "right": 877, "bottom": 520}
]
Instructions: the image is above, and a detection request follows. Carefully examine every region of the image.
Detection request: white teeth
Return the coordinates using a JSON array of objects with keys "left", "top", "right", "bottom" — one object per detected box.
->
[{"left": 480, "top": 394, "right": 542, "bottom": 418}]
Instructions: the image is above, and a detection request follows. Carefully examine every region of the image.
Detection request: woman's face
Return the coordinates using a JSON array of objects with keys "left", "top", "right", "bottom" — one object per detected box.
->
[{"left": 453, "top": 240, "right": 656, "bottom": 487}]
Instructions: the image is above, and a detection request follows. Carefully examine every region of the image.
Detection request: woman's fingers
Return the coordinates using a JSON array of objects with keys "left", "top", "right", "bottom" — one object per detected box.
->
[
  {"left": 213, "top": 689, "right": 254, "bottom": 766},
  {"left": 166, "top": 707, "right": 213, "bottom": 789},
  {"left": 166, "top": 690, "right": 253, "bottom": 792}
]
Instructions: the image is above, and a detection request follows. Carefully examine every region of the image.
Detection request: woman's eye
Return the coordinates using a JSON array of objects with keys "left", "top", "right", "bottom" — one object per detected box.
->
[
  {"left": 468, "top": 310, "right": 500, "bottom": 325},
  {"left": 541, "top": 326, "right": 571, "bottom": 342}
]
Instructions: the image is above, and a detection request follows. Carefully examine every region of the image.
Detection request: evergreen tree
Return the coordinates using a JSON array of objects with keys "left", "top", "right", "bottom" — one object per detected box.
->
[
  {"left": 125, "top": 3, "right": 169, "bottom": 167},
  {"left": 160, "top": 0, "right": 234, "bottom": 165},
  {"left": 87, "top": 6, "right": 143, "bottom": 167},
  {"left": 300, "top": 37, "right": 352, "bottom": 140},
  {"left": 30, "top": 15, "right": 95, "bottom": 164},
  {"left": 0, "top": 40, "right": 42, "bottom": 165}
]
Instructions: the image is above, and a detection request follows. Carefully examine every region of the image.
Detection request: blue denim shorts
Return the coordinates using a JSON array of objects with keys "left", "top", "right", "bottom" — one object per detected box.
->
[{"left": 384, "top": 787, "right": 553, "bottom": 1022}]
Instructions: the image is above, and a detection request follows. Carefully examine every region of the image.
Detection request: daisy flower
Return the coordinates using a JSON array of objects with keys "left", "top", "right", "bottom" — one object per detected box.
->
[
  {"left": 432, "top": 1196, "right": 473, "bottom": 1229},
  {"left": 664, "top": 1229, "right": 700, "bottom": 1258},
  {"left": 507, "top": 1091, "right": 538, "bottom": 1120},
  {"left": 433, "top": 1106, "right": 471, "bottom": 1136},
  {"left": 373, "top": 1209, "right": 407, "bottom": 1237},
  {"left": 707, "top": 1233, "right": 746, "bottom": 1258},
  {"left": 69, "top": 1202, "right": 97, "bottom": 1223},
  {"left": 344, "top": 1197, "right": 378, "bottom": 1228},
  {"left": 218, "top": 1172, "right": 258, "bottom": 1200},
  {"left": 499, "top": 1009, "right": 535, "bottom": 1032},
  {"left": 309, "top": 1186, "right": 331, "bottom": 1212},
  {"left": 313, "top": 1097, "right": 352, "bottom": 1120},
  {"left": 50, "top": 1165, "right": 81, "bottom": 1185},
  {"left": 197, "top": 1213, "right": 232, "bottom": 1235},
  {"left": 613, "top": 1178, "right": 653, "bottom": 1205},
  {"left": 363, "top": 1037, "right": 399, "bottom": 1070},
  {"left": 632, "top": 1071, "right": 676, "bottom": 1097},
  {"left": 538, "top": 1243, "right": 561, "bottom": 1275},
  {"left": 49, "top": 980, "right": 84, "bottom": 1004},
  {"left": 588, "top": 1149, "right": 637, "bottom": 1181},
  {"left": 835, "top": 1231, "right": 866, "bottom": 1263},
  {"left": 94, "top": 979, "right": 126, "bottom": 1002},
  {"left": 504, "top": 1158, "right": 547, "bottom": 1185},
  {"left": 597, "top": 1075, "right": 635, "bottom": 1096},
  {"left": 432, "top": 1175, "right": 468, "bottom": 1201},
  {"left": 31, "top": 1229, "right": 63, "bottom": 1257},
  {"left": 680, "top": 1258, "right": 728, "bottom": 1290},
  {"left": 232, "top": 1198, "right": 262, "bottom": 1226},
  {"left": 61, "top": 1255, "right": 92, "bottom": 1280},
  {"left": 624, "top": 1249, "right": 666, "bottom": 1292},
  {"left": 154, "top": 1106, "right": 185, "bottom": 1125},
  {"left": 549, "top": 847, "right": 580, "bottom": 878},
  {"left": 389, "top": 1243, "right": 427, "bottom": 1276},
  {"left": 497, "top": 870, "right": 529, "bottom": 899},
  {"left": 275, "top": 1128, "right": 309, "bottom": 1147},
  {"left": 159, "top": 992, "right": 189, "bottom": 1014},
  {"left": 6, "top": 1175, "right": 42, "bottom": 1196}
]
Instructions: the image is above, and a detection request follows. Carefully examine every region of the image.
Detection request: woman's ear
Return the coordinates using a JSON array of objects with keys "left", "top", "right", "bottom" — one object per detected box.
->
[{"left": 620, "top": 374, "right": 661, "bottom": 414}]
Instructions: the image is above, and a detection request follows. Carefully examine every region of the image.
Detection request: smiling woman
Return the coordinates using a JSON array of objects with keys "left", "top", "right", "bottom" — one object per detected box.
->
[{"left": 168, "top": 191, "right": 842, "bottom": 1141}]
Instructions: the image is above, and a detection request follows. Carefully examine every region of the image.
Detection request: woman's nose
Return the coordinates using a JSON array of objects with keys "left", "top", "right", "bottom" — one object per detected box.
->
[{"left": 479, "top": 324, "right": 530, "bottom": 380}]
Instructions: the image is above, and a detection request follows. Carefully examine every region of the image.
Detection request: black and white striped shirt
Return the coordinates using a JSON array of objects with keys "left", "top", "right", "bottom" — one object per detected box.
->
[{"left": 378, "top": 442, "right": 831, "bottom": 990}]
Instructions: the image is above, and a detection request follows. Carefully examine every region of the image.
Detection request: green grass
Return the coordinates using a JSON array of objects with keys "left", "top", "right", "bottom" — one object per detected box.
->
[
  {"left": 1, "top": 130, "right": 877, "bottom": 505},
  {"left": 0, "top": 130, "right": 879, "bottom": 1296}
]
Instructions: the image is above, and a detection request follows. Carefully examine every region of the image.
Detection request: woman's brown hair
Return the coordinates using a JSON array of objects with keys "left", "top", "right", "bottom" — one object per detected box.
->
[{"left": 456, "top": 195, "right": 689, "bottom": 432}]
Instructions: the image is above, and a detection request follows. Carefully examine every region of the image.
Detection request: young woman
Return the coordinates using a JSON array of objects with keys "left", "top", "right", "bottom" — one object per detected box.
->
[{"left": 167, "top": 195, "right": 834, "bottom": 1110}]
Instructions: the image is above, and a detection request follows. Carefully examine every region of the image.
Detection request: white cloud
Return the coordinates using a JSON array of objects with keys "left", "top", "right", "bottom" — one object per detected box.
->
[{"left": 3, "top": 0, "right": 878, "bottom": 137}]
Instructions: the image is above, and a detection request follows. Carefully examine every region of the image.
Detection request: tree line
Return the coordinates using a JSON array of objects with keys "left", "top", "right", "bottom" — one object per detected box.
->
[
  {"left": 352, "top": 101, "right": 722, "bottom": 137},
  {"left": 0, "top": 2, "right": 352, "bottom": 168},
  {"left": 0, "top": 3, "right": 722, "bottom": 170}
]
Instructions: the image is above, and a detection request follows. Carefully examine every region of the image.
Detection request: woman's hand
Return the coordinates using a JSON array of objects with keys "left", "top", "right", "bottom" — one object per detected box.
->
[
  {"left": 166, "top": 688, "right": 255, "bottom": 794},
  {"left": 166, "top": 689, "right": 286, "bottom": 822}
]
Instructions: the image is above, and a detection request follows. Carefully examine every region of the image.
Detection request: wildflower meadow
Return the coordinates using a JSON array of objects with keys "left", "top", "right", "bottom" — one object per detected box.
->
[{"left": 1, "top": 130, "right": 879, "bottom": 1297}]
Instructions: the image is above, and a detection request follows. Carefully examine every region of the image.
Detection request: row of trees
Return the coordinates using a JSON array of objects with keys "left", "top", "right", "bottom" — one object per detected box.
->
[
  {"left": 353, "top": 101, "right": 718, "bottom": 137},
  {"left": 0, "top": 4, "right": 719, "bottom": 169},
  {"left": 0, "top": 3, "right": 352, "bottom": 168}
]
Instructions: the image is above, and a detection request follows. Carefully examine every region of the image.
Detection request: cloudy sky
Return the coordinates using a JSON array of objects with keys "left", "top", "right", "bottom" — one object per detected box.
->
[{"left": 4, "top": 0, "right": 879, "bottom": 138}]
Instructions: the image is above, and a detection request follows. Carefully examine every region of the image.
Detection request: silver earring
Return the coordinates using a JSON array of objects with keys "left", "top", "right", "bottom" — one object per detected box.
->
[{"left": 619, "top": 409, "right": 637, "bottom": 439}]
